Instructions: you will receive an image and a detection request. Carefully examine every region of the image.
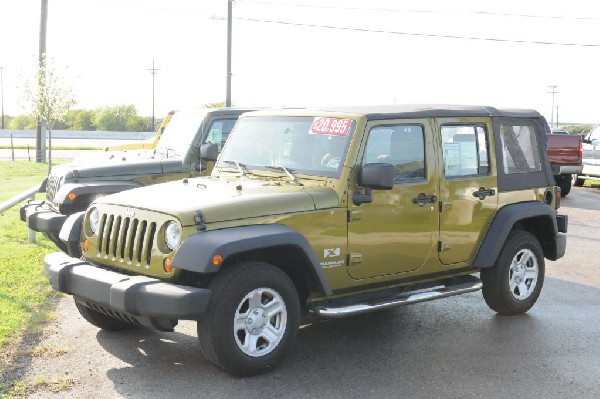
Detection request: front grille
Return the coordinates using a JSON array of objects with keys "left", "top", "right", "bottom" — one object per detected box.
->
[
  {"left": 97, "top": 212, "right": 157, "bottom": 267},
  {"left": 46, "top": 175, "right": 61, "bottom": 202}
]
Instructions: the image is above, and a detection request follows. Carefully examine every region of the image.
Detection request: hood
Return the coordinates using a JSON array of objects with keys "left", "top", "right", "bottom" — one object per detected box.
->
[
  {"left": 94, "top": 176, "right": 341, "bottom": 226},
  {"left": 51, "top": 153, "right": 184, "bottom": 180}
]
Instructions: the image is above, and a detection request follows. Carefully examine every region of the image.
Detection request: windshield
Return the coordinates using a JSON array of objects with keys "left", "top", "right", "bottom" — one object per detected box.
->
[
  {"left": 217, "top": 116, "right": 356, "bottom": 177},
  {"left": 155, "top": 111, "right": 208, "bottom": 156}
]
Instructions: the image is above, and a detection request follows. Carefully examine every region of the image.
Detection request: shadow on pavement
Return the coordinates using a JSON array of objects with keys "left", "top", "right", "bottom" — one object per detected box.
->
[{"left": 92, "top": 277, "right": 600, "bottom": 399}]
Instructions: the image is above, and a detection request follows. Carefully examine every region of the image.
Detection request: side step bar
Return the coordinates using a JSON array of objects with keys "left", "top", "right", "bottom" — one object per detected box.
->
[{"left": 310, "top": 277, "right": 483, "bottom": 318}]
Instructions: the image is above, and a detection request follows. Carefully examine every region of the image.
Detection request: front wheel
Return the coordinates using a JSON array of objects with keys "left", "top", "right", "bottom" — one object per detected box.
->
[
  {"left": 198, "top": 262, "right": 301, "bottom": 376},
  {"left": 43, "top": 232, "right": 68, "bottom": 253},
  {"left": 481, "top": 231, "right": 544, "bottom": 315}
]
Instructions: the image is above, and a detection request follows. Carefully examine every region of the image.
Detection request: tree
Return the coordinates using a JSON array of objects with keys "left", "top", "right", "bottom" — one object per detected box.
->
[
  {"left": 92, "top": 104, "right": 139, "bottom": 131},
  {"left": 20, "top": 55, "right": 76, "bottom": 172},
  {"left": 7, "top": 114, "right": 37, "bottom": 130},
  {"left": 64, "top": 109, "right": 95, "bottom": 130},
  {"left": 204, "top": 101, "right": 230, "bottom": 108}
]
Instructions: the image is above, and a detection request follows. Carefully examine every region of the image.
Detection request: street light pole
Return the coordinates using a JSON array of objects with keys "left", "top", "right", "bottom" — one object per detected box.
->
[
  {"left": 147, "top": 60, "right": 159, "bottom": 131},
  {"left": 547, "top": 85, "right": 558, "bottom": 129},
  {"left": 226, "top": 0, "right": 232, "bottom": 107},
  {"left": 0, "top": 66, "right": 4, "bottom": 129}
]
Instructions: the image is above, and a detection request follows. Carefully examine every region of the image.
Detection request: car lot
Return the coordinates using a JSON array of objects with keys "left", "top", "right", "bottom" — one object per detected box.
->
[{"left": 10, "top": 186, "right": 600, "bottom": 398}]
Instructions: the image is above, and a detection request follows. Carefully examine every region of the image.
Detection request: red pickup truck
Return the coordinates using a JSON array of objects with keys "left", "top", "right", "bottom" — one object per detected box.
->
[{"left": 546, "top": 132, "right": 583, "bottom": 196}]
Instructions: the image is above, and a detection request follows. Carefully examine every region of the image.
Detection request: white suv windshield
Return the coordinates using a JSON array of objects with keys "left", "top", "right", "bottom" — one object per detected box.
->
[
  {"left": 217, "top": 116, "right": 356, "bottom": 177},
  {"left": 155, "top": 111, "right": 208, "bottom": 157}
]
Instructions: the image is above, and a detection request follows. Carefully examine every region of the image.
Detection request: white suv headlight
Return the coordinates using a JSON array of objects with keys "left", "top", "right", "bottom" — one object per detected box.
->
[{"left": 165, "top": 221, "right": 181, "bottom": 250}]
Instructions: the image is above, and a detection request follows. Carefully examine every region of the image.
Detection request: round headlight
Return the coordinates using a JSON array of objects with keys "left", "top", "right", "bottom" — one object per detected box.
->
[
  {"left": 89, "top": 208, "right": 100, "bottom": 234},
  {"left": 165, "top": 221, "right": 181, "bottom": 250}
]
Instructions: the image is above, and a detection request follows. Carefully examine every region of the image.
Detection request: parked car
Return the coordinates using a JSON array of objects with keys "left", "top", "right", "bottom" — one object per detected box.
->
[
  {"left": 44, "top": 104, "right": 567, "bottom": 376},
  {"left": 21, "top": 108, "right": 255, "bottom": 252}
]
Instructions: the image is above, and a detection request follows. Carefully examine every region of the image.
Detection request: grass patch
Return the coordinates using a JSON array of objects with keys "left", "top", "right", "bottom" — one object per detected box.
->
[
  {"left": 29, "top": 344, "right": 67, "bottom": 358},
  {"left": 7, "top": 375, "right": 75, "bottom": 397},
  {"left": 584, "top": 180, "right": 600, "bottom": 187},
  {"left": 0, "top": 161, "right": 62, "bottom": 397}
]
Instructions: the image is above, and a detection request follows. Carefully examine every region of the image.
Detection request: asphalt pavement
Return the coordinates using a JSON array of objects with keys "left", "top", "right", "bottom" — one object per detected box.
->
[{"left": 5, "top": 186, "right": 600, "bottom": 399}]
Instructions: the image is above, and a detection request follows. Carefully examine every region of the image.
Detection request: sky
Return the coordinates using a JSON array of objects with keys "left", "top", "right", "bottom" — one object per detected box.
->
[{"left": 0, "top": 0, "right": 599, "bottom": 125}]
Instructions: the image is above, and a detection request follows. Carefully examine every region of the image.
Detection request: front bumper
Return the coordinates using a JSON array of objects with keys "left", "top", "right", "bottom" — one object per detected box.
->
[
  {"left": 20, "top": 201, "right": 67, "bottom": 234},
  {"left": 44, "top": 252, "right": 211, "bottom": 320}
]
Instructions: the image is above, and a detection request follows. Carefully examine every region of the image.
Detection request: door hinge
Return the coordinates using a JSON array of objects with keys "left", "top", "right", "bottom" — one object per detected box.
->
[
  {"left": 348, "top": 209, "right": 363, "bottom": 222},
  {"left": 347, "top": 253, "right": 362, "bottom": 266},
  {"left": 438, "top": 241, "right": 452, "bottom": 252}
]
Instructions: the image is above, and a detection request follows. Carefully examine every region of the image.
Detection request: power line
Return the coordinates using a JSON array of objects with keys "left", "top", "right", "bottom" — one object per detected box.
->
[
  {"left": 234, "top": 16, "right": 600, "bottom": 47},
  {"left": 237, "top": 0, "right": 600, "bottom": 21},
  {"left": 69, "top": 0, "right": 600, "bottom": 47}
]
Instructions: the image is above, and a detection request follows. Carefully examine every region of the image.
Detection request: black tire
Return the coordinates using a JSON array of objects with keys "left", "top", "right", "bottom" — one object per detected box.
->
[
  {"left": 572, "top": 175, "right": 585, "bottom": 187},
  {"left": 198, "top": 262, "right": 301, "bottom": 377},
  {"left": 43, "top": 232, "right": 68, "bottom": 253},
  {"left": 557, "top": 175, "right": 571, "bottom": 197},
  {"left": 75, "top": 300, "right": 137, "bottom": 331},
  {"left": 481, "top": 231, "right": 545, "bottom": 315}
]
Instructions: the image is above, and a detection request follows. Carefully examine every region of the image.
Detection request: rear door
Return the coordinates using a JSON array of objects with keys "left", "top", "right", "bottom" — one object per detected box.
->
[{"left": 437, "top": 118, "right": 498, "bottom": 266}]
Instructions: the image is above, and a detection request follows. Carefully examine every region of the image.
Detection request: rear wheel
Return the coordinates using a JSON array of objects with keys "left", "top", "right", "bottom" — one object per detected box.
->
[
  {"left": 198, "top": 262, "right": 301, "bottom": 376},
  {"left": 481, "top": 231, "right": 544, "bottom": 315},
  {"left": 75, "top": 300, "right": 138, "bottom": 331},
  {"left": 556, "top": 175, "right": 571, "bottom": 197}
]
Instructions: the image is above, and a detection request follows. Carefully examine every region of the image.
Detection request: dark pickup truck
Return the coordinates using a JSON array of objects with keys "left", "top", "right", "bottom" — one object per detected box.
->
[{"left": 546, "top": 132, "right": 583, "bottom": 196}]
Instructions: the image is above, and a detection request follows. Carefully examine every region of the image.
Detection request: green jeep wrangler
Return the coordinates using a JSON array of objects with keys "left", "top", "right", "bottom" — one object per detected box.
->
[
  {"left": 44, "top": 105, "right": 567, "bottom": 376},
  {"left": 21, "top": 107, "right": 253, "bottom": 253}
]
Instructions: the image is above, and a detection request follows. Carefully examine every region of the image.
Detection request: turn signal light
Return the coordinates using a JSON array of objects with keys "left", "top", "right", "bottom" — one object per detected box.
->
[
  {"left": 68, "top": 192, "right": 76, "bottom": 201},
  {"left": 163, "top": 258, "right": 173, "bottom": 273},
  {"left": 212, "top": 254, "right": 223, "bottom": 266},
  {"left": 82, "top": 240, "right": 89, "bottom": 253}
]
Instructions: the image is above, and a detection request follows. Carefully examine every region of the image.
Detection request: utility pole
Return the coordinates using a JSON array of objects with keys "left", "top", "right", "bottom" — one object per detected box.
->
[
  {"left": 0, "top": 66, "right": 4, "bottom": 129},
  {"left": 37, "top": 0, "right": 48, "bottom": 163},
  {"left": 547, "top": 85, "right": 558, "bottom": 129},
  {"left": 226, "top": 0, "right": 232, "bottom": 107},
  {"left": 147, "top": 60, "right": 159, "bottom": 131}
]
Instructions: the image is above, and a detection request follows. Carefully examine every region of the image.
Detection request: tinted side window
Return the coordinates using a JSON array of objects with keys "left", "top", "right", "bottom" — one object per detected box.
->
[
  {"left": 205, "top": 119, "right": 238, "bottom": 151},
  {"left": 363, "top": 125, "right": 425, "bottom": 183},
  {"left": 499, "top": 124, "right": 541, "bottom": 174},
  {"left": 441, "top": 124, "right": 489, "bottom": 178}
]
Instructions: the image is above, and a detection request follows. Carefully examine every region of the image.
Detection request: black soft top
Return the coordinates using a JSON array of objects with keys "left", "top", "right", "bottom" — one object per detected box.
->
[{"left": 303, "top": 104, "right": 542, "bottom": 120}]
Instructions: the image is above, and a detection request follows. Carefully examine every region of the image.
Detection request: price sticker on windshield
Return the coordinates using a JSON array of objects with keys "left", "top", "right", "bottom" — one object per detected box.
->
[{"left": 309, "top": 118, "right": 353, "bottom": 136}]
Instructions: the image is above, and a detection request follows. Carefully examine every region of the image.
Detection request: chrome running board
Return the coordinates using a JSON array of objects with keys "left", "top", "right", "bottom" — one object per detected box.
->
[{"left": 310, "top": 277, "right": 482, "bottom": 318}]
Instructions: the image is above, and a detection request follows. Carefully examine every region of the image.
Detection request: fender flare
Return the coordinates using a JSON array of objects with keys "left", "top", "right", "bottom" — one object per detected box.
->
[
  {"left": 53, "top": 181, "right": 143, "bottom": 205},
  {"left": 472, "top": 202, "right": 559, "bottom": 269},
  {"left": 172, "top": 224, "right": 333, "bottom": 296}
]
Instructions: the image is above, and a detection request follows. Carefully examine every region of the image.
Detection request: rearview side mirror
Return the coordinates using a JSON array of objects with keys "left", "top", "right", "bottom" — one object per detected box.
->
[
  {"left": 200, "top": 143, "right": 218, "bottom": 162},
  {"left": 354, "top": 163, "right": 394, "bottom": 205}
]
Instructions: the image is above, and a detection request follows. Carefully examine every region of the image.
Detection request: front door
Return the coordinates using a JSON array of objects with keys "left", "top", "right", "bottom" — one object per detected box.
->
[
  {"left": 347, "top": 120, "right": 439, "bottom": 279},
  {"left": 437, "top": 119, "right": 498, "bottom": 265}
]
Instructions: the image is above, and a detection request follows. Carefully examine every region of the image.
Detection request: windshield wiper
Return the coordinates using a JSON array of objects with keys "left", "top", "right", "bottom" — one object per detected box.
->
[
  {"left": 266, "top": 165, "right": 303, "bottom": 187},
  {"left": 222, "top": 160, "right": 247, "bottom": 177}
]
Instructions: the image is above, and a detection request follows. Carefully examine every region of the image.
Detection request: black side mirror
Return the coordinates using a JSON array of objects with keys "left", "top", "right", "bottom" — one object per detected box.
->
[
  {"left": 200, "top": 143, "right": 218, "bottom": 162},
  {"left": 354, "top": 163, "right": 394, "bottom": 205}
]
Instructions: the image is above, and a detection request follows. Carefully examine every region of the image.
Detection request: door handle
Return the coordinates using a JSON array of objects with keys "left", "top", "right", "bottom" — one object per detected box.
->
[
  {"left": 473, "top": 188, "right": 496, "bottom": 200},
  {"left": 412, "top": 193, "right": 438, "bottom": 206}
]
